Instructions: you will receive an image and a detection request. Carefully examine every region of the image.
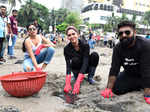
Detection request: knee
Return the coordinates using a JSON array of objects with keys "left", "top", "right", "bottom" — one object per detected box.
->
[
  {"left": 23, "top": 66, "right": 34, "bottom": 72},
  {"left": 112, "top": 88, "right": 128, "bottom": 95},
  {"left": 89, "top": 52, "right": 99, "bottom": 67},
  {"left": 47, "top": 47, "right": 55, "bottom": 54}
]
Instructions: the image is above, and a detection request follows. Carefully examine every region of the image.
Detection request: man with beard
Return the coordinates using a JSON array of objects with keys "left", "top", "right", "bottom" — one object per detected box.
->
[
  {"left": 0, "top": 5, "right": 11, "bottom": 63},
  {"left": 8, "top": 9, "right": 18, "bottom": 59},
  {"left": 100, "top": 20, "right": 150, "bottom": 104}
]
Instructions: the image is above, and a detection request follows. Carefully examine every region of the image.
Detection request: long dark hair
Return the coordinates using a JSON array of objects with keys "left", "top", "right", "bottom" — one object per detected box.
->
[
  {"left": 22, "top": 23, "right": 36, "bottom": 52},
  {"left": 22, "top": 36, "right": 28, "bottom": 52}
]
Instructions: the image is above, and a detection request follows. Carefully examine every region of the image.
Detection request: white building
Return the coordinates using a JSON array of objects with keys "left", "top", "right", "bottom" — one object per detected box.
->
[{"left": 81, "top": 2, "right": 144, "bottom": 24}]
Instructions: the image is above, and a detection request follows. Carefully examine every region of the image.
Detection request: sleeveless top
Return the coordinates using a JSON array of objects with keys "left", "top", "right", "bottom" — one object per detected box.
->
[{"left": 24, "top": 35, "right": 42, "bottom": 58}]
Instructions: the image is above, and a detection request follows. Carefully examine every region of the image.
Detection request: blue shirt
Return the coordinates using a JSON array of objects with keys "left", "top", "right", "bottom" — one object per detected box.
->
[
  {"left": 0, "top": 15, "right": 9, "bottom": 38},
  {"left": 146, "top": 35, "right": 150, "bottom": 39}
]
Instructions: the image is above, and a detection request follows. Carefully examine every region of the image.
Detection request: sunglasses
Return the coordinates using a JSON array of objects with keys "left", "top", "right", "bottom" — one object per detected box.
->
[
  {"left": 118, "top": 30, "right": 131, "bottom": 36},
  {"left": 28, "top": 27, "right": 36, "bottom": 31},
  {"left": 67, "top": 33, "right": 76, "bottom": 37}
]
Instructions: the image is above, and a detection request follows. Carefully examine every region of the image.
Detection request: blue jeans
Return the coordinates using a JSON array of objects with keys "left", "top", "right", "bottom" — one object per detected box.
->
[
  {"left": 88, "top": 39, "right": 96, "bottom": 49},
  {"left": 23, "top": 47, "right": 55, "bottom": 72},
  {"left": 7, "top": 34, "right": 17, "bottom": 56}
]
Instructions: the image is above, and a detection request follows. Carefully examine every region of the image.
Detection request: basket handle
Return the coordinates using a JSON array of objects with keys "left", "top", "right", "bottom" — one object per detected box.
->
[{"left": 27, "top": 74, "right": 46, "bottom": 79}]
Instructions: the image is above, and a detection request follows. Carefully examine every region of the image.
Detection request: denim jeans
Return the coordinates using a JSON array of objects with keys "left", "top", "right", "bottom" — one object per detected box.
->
[
  {"left": 0, "top": 38, "right": 6, "bottom": 58},
  {"left": 88, "top": 39, "right": 96, "bottom": 49},
  {"left": 23, "top": 47, "right": 55, "bottom": 72},
  {"left": 7, "top": 34, "right": 17, "bottom": 56}
]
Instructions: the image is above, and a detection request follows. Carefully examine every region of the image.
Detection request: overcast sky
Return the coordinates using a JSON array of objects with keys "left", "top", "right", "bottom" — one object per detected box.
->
[
  {"left": 15, "top": 0, "right": 62, "bottom": 10},
  {"left": 34, "top": 0, "right": 62, "bottom": 9}
]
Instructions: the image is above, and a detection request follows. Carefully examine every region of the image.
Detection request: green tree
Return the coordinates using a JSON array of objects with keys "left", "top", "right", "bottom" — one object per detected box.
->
[
  {"left": 131, "top": 14, "right": 136, "bottom": 23},
  {"left": 120, "top": 13, "right": 129, "bottom": 21},
  {"left": 56, "top": 22, "right": 68, "bottom": 33},
  {"left": 141, "top": 11, "right": 150, "bottom": 30},
  {"left": 105, "top": 15, "right": 121, "bottom": 32},
  {"left": 64, "top": 11, "right": 83, "bottom": 29},
  {"left": 49, "top": 8, "right": 69, "bottom": 33},
  {"left": 17, "top": 0, "right": 49, "bottom": 31},
  {"left": 143, "top": 11, "right": 150, "bottom": 25}
]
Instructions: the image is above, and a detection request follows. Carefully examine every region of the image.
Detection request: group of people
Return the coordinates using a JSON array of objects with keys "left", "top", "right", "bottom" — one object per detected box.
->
[
  {"left": 1, "top": 4, "right": 150, "bottom": 104},
  {"left": 22, "top": 20, "right": 150, "bottom": 105},
  {"left": 0, "top": 6, "right": 18, "bottom": 64},
  {"left": 0, "top": 5, "right": 43, "bottom": 65}
]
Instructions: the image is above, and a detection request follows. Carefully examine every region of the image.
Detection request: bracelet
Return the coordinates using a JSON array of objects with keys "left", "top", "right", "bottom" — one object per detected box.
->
[{"left": 144, "top": 95, "right": 150, "bottom": 97}]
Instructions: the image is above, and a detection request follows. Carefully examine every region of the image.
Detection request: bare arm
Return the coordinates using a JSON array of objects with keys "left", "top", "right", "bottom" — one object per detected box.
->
[
  {"left": 7, "top": 23, "right": 13, "bottom": 36},
  {"left": 107, "top": 75, "right": 117, "bottom": 89},
  {"left": 25, "top": 39, "right": 38, "bottom": 69},
  {"left": 144, "top": 88, "right": 150, "bottom": 96},
  {"left": 41, "top": 35, "right": 55, "bottom": 47}
]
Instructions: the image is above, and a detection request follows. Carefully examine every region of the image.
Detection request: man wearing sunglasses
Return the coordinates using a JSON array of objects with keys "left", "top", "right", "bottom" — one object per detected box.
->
[{"left": 100, "top": 20, "right": 150, "bottom": 104}]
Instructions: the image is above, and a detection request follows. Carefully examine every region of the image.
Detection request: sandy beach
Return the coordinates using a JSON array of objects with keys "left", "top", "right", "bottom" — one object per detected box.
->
[{"left": 0, "top": 38, "right": 150, "bottom": 112}]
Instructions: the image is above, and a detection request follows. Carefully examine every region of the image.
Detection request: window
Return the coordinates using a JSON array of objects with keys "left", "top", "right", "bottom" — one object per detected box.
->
[
  {"left": 83, "top": 17, "right": 90, "bottom": 23},
  {"left": 104, "top": 5, "right": 107, "bottom": 10},
  {"left": 94, "top": 4, "right": 99, "bottom": 10},
  {"left": 0, "top": 0, "right": 7, "bottom": 3},
  {"left": 100, "top": 16, "right": 109, "bottom": 21},
  {"left": 100, "top": 4, "right": 103, "bottom": 10}
]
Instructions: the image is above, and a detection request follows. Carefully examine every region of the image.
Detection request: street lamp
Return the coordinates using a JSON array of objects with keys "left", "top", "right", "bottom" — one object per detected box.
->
[
  {"left": 112, "top": 5, "right": 118, "bottom": 32},
  {"left": 51, "top": 9, "right": 56, "bottom": 33}
]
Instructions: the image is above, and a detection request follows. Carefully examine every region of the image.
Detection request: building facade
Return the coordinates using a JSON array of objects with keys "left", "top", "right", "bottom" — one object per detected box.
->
[
  {"left": 61, "top": 0, "right": 83, "bottom": 12},
  {"left": 81, "top": 2, "right": 144, "bottom": 24},
  {"left": 81, "top": 0, "right": 150, "bottom": 34}
]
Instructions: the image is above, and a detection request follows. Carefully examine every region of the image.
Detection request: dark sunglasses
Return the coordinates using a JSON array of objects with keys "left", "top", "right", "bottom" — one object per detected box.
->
[
  {"left": 67, "top": 33, "right": 76, "bottom": 37},
  {"left": 118, "top": 30, "right": 131, "bottom": 36},
  {"left": 28, "top": 27, "right": 36, "bottom": 31}
]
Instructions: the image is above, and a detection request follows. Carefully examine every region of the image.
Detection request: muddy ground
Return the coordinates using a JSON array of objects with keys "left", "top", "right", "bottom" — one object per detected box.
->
[{"left": 0, "top": 38, "right": 150, "bottom": 112}]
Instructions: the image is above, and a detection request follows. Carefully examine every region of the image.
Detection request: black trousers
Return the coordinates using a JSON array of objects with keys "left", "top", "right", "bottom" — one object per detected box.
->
[
  {"left": 72, "top": 52, "right": 99, "bottom": 79},
  {"left": 112, "top": 71, "right": 143, "bottom": 95},
  {"left": 0, "top": 38, "right": 5, "bottom": 58}
]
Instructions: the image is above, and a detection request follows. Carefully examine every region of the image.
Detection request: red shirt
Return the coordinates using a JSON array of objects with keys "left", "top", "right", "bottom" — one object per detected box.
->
[{"left": 9, "top": 16, "right": 18, "bottom": 35}]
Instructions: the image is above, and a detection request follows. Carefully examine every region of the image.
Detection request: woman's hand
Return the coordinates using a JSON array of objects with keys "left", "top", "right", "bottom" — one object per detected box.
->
[{"left": 42, "top": 44, "right": 55, "bottom": 48}]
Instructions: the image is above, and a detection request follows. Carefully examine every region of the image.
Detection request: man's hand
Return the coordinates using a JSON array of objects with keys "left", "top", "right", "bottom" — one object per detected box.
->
[
  {"left": 144, "top": 88, "right": 150, "bottom": 104},
  {"left": 10, "top": 33, "right": 13, "bottom": 37},
  {"left": 144, "top": 95, "right": 150, "bottom": 104},
  {"left": 100, "top": 88, "right": 114, "bottom": 99}
]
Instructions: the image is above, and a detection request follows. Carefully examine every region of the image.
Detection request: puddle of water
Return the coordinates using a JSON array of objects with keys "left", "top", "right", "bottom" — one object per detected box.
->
[
  {"left": 64, "top": 93, "right": 79, "bottom": 104},
  {"left": 52, "top": 91, "right": 79, "bottom": 104}
]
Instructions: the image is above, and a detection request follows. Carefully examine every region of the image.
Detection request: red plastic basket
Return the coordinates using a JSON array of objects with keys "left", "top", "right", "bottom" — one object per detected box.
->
[{"left": 0, "top": 71, "right": 47, "bottom": 97}]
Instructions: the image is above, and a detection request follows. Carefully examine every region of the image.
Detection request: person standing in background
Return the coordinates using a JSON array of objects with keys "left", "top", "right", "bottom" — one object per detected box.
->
[
  {"left": 0, "top": 5, "right": 11, "bottom": 64},
  {"left": 7, "top": 9, "right": 18, "bottom": 59},
  {"left": 33, "top": 19, "right": 43, "bottom": 34},
  {"left": 145, "top": 33, "right": 150, "bottom": 39}
]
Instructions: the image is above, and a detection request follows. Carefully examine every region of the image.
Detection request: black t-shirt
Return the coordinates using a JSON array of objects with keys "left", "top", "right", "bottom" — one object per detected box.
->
[
  {"left": 64, "top": 39, "right": 90, "bottom": 74},
  {"left": 34, "top": 23, "right": 42, "bottom": 34},
  {"left": 109, "top": 36, "right": 150, "bottom": 88}
]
